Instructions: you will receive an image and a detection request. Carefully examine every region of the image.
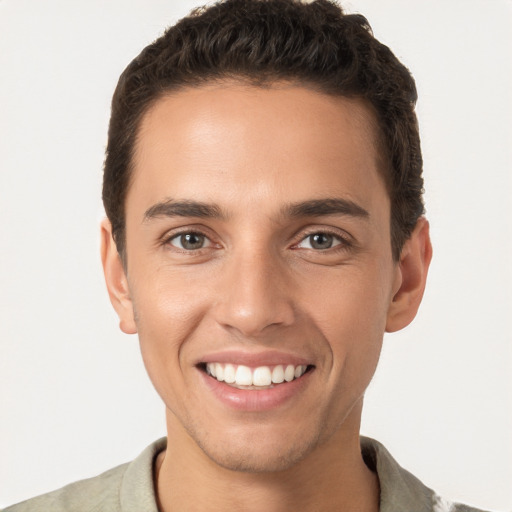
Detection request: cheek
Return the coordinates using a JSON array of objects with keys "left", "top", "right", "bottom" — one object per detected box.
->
[
  {"left": 128, "top": 269, "right": 212, "bottom": 387},
  {"left": 313, "top": 264, "right": 391, "bottom": 333},
  {"left": 311, "top": 266, "right": 391, "bottom": 378},
  {"left": 131, "top": 262, "right": 211, "bottom": 331}
]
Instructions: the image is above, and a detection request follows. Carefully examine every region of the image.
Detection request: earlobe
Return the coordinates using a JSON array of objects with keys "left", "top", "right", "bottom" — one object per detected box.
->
[
  {"left": 386, "top": 217, "right": 433, "bottom": 333},
  {"left": 100, "top": 219, "right": 137, "bottom": 335}
]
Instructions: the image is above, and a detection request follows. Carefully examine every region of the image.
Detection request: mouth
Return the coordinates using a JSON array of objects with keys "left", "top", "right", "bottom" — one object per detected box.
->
[{"left": 198, "top": 362, "right": 314, "bottom": 390}]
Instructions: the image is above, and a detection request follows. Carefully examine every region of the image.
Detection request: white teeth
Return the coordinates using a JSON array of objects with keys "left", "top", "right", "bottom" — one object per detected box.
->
[
  {"left": 294, "top": 365, "right": 306, "bottom": 378},
  {"left": 284, "top": 364, "right": 295, "bottom": 382},
  {"left": 271, "top": 365, "right": 285, "bottom": 384},
  {"left": 207, "top": 363, "right": 216, "bottom": 377},
  {"left": 252, "top": 366, "right": 272, "bottom": 386},
  {"left": 206, "top": 362, "right": 309, "bottom": 387},
  {"left": 235, "top": 365, "right": 253, "bottom": 386},
  {"left": 223, "top": 364, "right": 236, "bottom": 384},
  {"left": 215, "top": 363, "right": 224, "bottom": 382}
]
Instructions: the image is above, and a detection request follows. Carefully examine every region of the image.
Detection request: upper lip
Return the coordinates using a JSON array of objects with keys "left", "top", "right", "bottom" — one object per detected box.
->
[{"left": 196, "top": 350, "right": 313, "bottom": 368}]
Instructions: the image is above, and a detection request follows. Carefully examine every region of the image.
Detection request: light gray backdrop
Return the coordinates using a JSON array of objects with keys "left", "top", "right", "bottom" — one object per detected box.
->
[{"left": 1, "top": 0, "right": 511, "bottom": 509}]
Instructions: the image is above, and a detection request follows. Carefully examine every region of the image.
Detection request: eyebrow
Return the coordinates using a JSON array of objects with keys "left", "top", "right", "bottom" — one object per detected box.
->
[
  {"left": 143, "top": 199, "right": 226, "bottom": 222},
  {"left": 142, "top": 197, "right": 369, "bottom": 223},
  {"left": 283, "top": 198, "right": 370, "bottom": 219}
]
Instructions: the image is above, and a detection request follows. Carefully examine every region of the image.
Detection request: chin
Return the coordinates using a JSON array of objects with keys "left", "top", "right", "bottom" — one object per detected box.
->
[
  {"left": 192, "top": 425, "right": 322, "bottom": 474},
  {"left": 203, "top": 444, "right": 314, "bottom": 474}
]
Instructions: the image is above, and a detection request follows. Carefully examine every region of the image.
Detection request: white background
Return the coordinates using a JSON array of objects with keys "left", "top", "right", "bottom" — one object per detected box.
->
[{"left": 1, "top": 0, "right": 511, "bottom": 510}]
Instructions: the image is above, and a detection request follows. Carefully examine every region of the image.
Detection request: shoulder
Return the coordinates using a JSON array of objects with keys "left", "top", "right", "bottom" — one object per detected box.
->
[
  {"left": 360, "top": 437, "right": 493, "bottom": 512},
  {"left": 2, "top": 462, "right": 128, "bottom": 512},
  {"left": 432, "top": 495, "right": 492, "bottom": 512},
  {"left": 3, "top": 438, "right": 166, "bottom": 512}
]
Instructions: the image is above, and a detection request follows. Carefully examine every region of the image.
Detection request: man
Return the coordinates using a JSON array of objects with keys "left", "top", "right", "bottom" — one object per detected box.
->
[{"left": 3, "top": 1, "right": 491, "bottom": 511}]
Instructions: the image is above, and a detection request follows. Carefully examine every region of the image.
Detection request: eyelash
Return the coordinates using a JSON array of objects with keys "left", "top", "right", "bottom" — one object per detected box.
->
[
  {"left": 292, "top": 228, "right": 353, "bottom": 252},
  {"left": 161, "top": 229, "right": 215, "bottom": 253},
  {"left": 161, "top": 227, "right": 353, "bottom": 253}
]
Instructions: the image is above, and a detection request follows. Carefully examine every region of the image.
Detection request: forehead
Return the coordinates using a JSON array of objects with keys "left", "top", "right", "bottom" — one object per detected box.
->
[{"left": 128, "top": 82, "right": 388, "bottom": 219}]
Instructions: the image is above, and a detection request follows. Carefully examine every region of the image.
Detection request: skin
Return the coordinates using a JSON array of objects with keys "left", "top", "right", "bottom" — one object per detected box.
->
[{"left": 102, "top": 82, "right": 432, "bottom": 512}]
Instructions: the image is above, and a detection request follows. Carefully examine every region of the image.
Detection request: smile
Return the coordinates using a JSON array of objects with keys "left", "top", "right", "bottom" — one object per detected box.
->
[{"left": 204, "top": 363, "right": 310, "bottom": 389}]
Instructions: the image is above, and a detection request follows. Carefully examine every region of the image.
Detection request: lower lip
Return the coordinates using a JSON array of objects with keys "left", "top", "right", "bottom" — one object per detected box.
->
[{"left": 199, "top": 368, "right": 312, "bottom": 412}]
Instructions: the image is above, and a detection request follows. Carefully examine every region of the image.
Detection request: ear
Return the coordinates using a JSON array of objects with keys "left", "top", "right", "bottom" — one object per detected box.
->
[
  {"left": 386, "top": 217, "right": 433, "bottom": 333},
  {"left": 100, "top": 219, "right": 137, "bottom": 335}
]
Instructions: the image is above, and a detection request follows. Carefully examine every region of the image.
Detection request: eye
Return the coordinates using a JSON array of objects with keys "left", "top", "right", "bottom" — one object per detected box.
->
[
  {"left": 168, "top": 232, "right": 211, "bottom": 250},
  {"left": 297, "top": 232, "right": 342, "bottom": 250}
]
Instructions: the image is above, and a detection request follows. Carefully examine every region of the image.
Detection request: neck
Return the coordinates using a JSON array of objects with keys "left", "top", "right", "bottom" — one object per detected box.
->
[{"left": 155, "top": 404, "right": 379, "bottom": 512}]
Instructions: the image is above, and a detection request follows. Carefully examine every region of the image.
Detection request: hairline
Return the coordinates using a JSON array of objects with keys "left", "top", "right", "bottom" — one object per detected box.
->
[{"left": 115, "top": 76, "right": 395, "bottom": 266}]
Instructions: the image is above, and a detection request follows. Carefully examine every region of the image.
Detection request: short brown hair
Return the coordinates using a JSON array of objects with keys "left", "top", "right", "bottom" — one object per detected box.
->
[{"left": 103, "top": 0, "right": 424, "bottom": 260}]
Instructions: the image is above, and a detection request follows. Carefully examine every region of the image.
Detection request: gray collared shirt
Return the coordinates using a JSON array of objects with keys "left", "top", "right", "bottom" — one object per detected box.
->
[{"left": 3, "top": 437, "right": 491, "bottom": 512}]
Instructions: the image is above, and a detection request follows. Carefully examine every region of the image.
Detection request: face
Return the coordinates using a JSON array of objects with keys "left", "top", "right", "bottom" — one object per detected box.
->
[{"left": 103, "top": 83, "right": 424, "bottom": 473}]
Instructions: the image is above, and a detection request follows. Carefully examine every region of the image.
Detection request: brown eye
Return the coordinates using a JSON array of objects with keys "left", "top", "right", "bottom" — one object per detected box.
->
[{"left": 169, "top": 232, "right": 209, "bottom": 250}]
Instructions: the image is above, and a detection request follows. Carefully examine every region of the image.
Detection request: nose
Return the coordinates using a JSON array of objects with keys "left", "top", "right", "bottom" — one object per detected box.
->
[{"left": 213, "top": 246, "right": 296, "bottom": 338}]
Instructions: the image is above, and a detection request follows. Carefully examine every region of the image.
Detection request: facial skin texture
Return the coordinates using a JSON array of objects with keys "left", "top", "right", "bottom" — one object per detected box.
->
[{"left": 102, "top": 83, "right": 431, "bottom": 511}]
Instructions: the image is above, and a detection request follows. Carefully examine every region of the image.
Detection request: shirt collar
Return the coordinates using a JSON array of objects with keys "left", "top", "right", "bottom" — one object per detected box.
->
[{"left": 120, "top": 436, "right": 440, "bottom": 512}]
